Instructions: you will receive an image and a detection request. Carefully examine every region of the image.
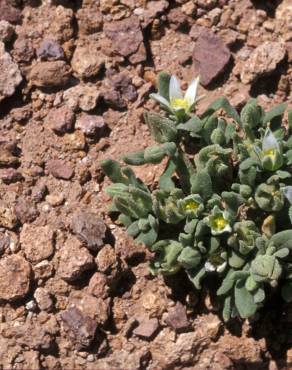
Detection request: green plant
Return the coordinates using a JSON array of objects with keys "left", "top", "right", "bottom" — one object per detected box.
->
[{"left": 101, "top": 72, "right": 292, "bottom": 321}]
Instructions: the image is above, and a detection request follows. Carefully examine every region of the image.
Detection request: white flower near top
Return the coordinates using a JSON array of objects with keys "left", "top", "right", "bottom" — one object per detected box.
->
[{"left": 150, "top": 75, "right": 202, "bottom": 115}]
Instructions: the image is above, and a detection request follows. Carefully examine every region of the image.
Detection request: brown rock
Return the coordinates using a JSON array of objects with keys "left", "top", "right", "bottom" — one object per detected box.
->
[
  {"left": 76, "top": 5, "right": 103, "bottom": 35},
  {"left": 96, "top": 244, "right": 118, "bottom": 273},
  {"left": 0, "top": 0, "right": 22, "bottom": 24},
  {"left": 61, "top": 307, "right": 97, "bottom": 349},
  {"left": 63, "top": 83, "right": 100, "bottom": 111},
  {"left": 0, "top": 254, "right": 31, "bottom": 301},
  {"left": 75, "top": 113, "right": 106, "bottom": 137},
  {"left": 0, "top": 232, "right": 9, "bottom": 255},
  {"left": 45, "top": 106, "right": 75, "bottom": 134},
  {"left": 87, "top": 272, "right": 109, "bottom": 299},
  {"left": 34, "top": 287, "right": 54, "bottom": 312},
  {"left": 193, "top": 29, "right": 231, "bottom": 86},
  {"left": 12, "top": 37, "right": 34, "bottom": 63},
  {"left": 69, "top": 291, "right": 111, "bottom": 325},
  {"left": 71, "top": 210, "right": 106, "bottom": 251},
  {"left": 0, "top": 41, "right": 22, "bottom": 102},
  {"left": 71, "top": 43, "right": 105, "bottom": 79},
  {"left": 15, "top": 197, "right": 39, "bottom": 224},
  {"left": 20, "top": 224, "right": 54, "bottom": 263},
  {"left": 47, "top": 159, "right": 74, "bottom": 180},
  {"left": 167, "top": 8, "right": 188, "bottom": 30},
  {"left": 104, "top": 16, "right": 146, "bottom": 60},
  {"left": 58, "top": 235, "right": 95, "bottom": 281},
  {"left": 0, "top": 20, "right": 14, "bottom": 43},
  {"left": 165, "top": 302, "right": 190, "bottom": 331},
  {"left": 133, "top": 317, "right": 160, "bottom": 340},
  {"left": 0, "top": 168, "right": 22, "bottom": 184},
  {"left": 29, "top": 61, "right": 71, "bottom": 87},
  {"left": 0, "top": 201, "right": 18, "bottom": 229},
  {"left": 240, "top": 41, "right": 286, "bottom": 84}
]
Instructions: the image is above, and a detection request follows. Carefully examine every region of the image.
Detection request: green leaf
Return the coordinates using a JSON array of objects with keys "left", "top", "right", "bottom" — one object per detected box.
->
[
  {"left": 177, "top": 116, "right": 203, "bottom": 137},
  {"left": 201, "top": 97, "right": 241, "bottom": 124},
  {"left": 234, "top": 280, "right": 257, "bottom": 319},
  {"left": 123, "top": 150, "right": 146, "bottom": 165},
  {"left": 159, "top": 159, "right": 176, "bottom": 191},
  {"left": 101, "top": 159, "right": 129, "bottom": 184},
  {"left": 158, "top": 72, "right": 171, "bottom": 101},
  {"left": 263, "top": 103, "right": 287, "bottom": 125},
  {"left": 144, "top": 111, "right": 177, "bottom": 143},
  {"left": 223, "top": 296, "right": 232, "bottom": 322},
  {"left": 190, "top": 170, "right": 213, "bottom": 200},
  {"left": 177, "top": 247, "right": 201, "bottom": 269}
]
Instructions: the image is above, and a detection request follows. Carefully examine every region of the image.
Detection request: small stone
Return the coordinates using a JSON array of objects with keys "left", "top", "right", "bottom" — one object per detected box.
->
[
  {"left": 69, "top": 291, "right": 110, "bottom": 325},
  {"left": 34, "top": 287, "right": 53, "bottom": 311},
  {"left": 240, "top": 41, "right": 286, "bottom": 84},
  {"left": 63, "top": 84, "right": 100, "bottom": 111},
  {"left": 71, "top": 210, "right": 106, "bottom": 251},
  {"left": 26, "top": 300, "right": 37, "bottom": 311},
  {"left": 29, "top": 61, "right": 71, "bottom": 87},
  {"left": 15, "top": 197, "right": 39, "bottom": 224},
  {"left": 0, "top": 232, "right": 9, "bottom": 255},
  {"left": 104, "top": 16, "right": 146, "bottom": 60},
  {"left": 0, "top": 201, "right": 18, "bottom": 229},
  {"left": 96, "top": 244, "right": 118, "bottom": 273},
  {"left": 0, "top": 254, "right": 31, "bottom": 301},
  {"left": 0, "top": 0, "right": 22, "bottom": 24},
  {"left": 58, "top": 235, "right": 95, "bottom": 282},
  {"left": 133, "top": 317, "right": 160, "bottom": 340},
  {"left": 45, "top": 106, "right": 75, "bottom": 134},
  {"left": 12, "top": 37, "right": 34, "bottom": 63},
  {"left": 33, "top": 260, "right": 54, "bottom": 281},
  {"left": 0, "top": 168, "right": 22, "bottom": 184},
  {"left": 61, "top": 307, "right": 97, "bottom": 349},
  {"left": 20, "top": 224, "right": 55, "bottom": 263},
  {"left": 192, "top": 29, "right": 231, "bottom": 86},
  {"left": 46, "top": 193, "right": 65, "bottom": 207},
  {"left": 0, "top": 41, "right": 22, "bottom": 102},
  {"left": 75, "top": 113, "right": 106, "bottom": 137},
  {"left": 182, "top": 1, "right": 196, "bottom": 16},
  {"left": 32, "top": 181, "right": 47, "bottom": 202},
  {"left": 76, "top": 6, "right": 103, "bottom": 35},
  {"left": 87, "top": 272, "right": 109, "bottom": 299},
  {"left": 36, "top": 39, "right": 64, "bottom": 61},
  {"left": 63, "top": 131, "right": 86, "bottom": 151},
  {"left": 0, "top": 20, "right": 14, "bottom": 43},
  {"left": 47, "top": 159, "right": 74, "bottom": 180},
  {"left": 167, "top": 8, "right": 188, "bottom": 30},
  {"left": 165, "top": 302, "right": 190, "bottom": 331},
  {"left": 71, "top": 43, "right": 105, "bottom": 79}
]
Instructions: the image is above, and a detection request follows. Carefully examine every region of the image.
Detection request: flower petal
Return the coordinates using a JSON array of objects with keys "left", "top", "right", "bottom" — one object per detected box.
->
[
  {"left": 169, "top": 75, "right": 183, "bottom": 102},
  {"left": 150, "top": 93, "right": 172, "bottom": 110},
  {"left": 185, "top": 76, "right": 200, "bottom": 106},
  {"left": 283, "top": 186, "right": 292, "bottom": 204},
  {"left": 262, "top": 128, "right": 279, "bottom": 151}
]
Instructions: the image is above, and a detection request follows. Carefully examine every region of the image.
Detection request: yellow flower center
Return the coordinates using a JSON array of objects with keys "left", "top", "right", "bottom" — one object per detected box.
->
[
  {"left": 213, "top": 216, "right": 228, "bottom": 231},
  {"left": 170, "top": 98, "right": 190, "bottom": 111},
  {"left": 263, "top": 148, "right": 276, "bottom": 161},
  {"left": 185, "top": 200, "right": 199, "bottom": 211}
]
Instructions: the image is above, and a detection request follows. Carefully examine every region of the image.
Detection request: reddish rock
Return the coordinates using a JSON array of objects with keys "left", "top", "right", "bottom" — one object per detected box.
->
[
  {"left": 165, "top": 302, "right": 190, "bottom": 331},
  {"left": 63, "top": 83, "right": 100, "bottom": 112},
  {"left": 0, "top": 201, "right": 18, "bottom": 229},
  {"left": 20, "top": 224, "right": 55, "bottom": 263},
  {"left": 193, "top": 29, "right": 231, "bottom": 86},
  {"left": 58, "top": 235, "right": 95, "bottom": 281},
  {"left": 71, "top": 210, "right": 106, "bottom": 251},
  {"left": 167, "top": 8, "right": 188, "bottom": 30},
  {"left": 12, "top": 37, "right": 34, "bottom": 63},
  {"left": 96, "top": 244, "right": 118, "bottom": 273},
  {"left": 29, "top": 61, "right": 71, "bottom": 87},
  {"left": 133, "top": 317, "right": 160, "bottom": 340},
  {"left": 0, "top": 0, "right": 22, "bottom": 24},
  {"left": 15, "top": 197, "right": 39, "bottom": 224},
  {"left": 0, "top": 20, "right": 14, "bottom": 43},
  {"left": 75, "top": 113, "right": 106, "bottom": 137},
  {"left": 34, "top": 287, "right": 54, "bottom": 312},
  {"left": 0, "top": 168, "right": 22, "bottom": 183},
  {"left": 45, "top": 106, "right": 75, "bottom": 134},
  {"left": 87, "top": 272, "right": 109, "bottom": 299},
  {"left": 104, "top": 16, "right": 146, "bottom": 61},
  {"left": 71, "top": 43, "right": 105, "bottom": 79},
  {"left": 47, "top": 159, "right": 74, "bottom": 180},
  {"left": 0, "top": 254, "right": 31, "bottom": 301},
  {"left": 60, "top": 307, "right": 98, "bottom": 349},
  {"left": 76, "top": 5, "right": 103, "bottom": 35}
]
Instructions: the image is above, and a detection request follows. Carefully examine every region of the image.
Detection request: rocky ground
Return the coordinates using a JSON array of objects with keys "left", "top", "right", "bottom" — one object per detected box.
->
[{"left": 0, "top": 0, "right": 292, "bottom": 369}]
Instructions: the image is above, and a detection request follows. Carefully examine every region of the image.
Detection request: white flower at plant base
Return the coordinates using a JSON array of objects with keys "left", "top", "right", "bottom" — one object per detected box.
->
[
  {"left": 150, "top": 75, "right": 203, "bottom": 115},
  {"left": 205, "top": 260, "right": 227, "bottom": 273},
  {"left": 205, "top": 206, "right": 232, "bottom": 236},
  {"left": 254, "top": 128, "right": 283, "bottom": 171}
]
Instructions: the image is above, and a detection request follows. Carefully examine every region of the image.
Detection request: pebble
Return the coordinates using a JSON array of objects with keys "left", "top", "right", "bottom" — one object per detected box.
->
[
  {"left": 75, "top": 114, "right": 106, "bottom": 137},
  {"left": 71, "top": 43, "right": 105, "bottom": 79},
  {"left": 0, "top": 20, "right": 14, "bottom": 43},
  {"left": 29, "top": 61, "right": 71, "bottom": 87},
  {"left": 63, "top": 84, "right": 100, "bottom": 111},
  {"left": 34, "top": 287, "right": 53, "bottom": 311},
  {"left": 47, "top": 159, "right": 74, "bottom": 180},
  {"left": 0, "top": 254, "right": 31, "bottom": 301},
  {"left": 45, "top": 106, "right": 75, "bottom": 135},
  {"left": 0, "top": 168, "right": 23, "bottom": 184},
  {"left": 0, "top": 201, "right": 18, "bottom": 229},
  {"left": 46, "top": 193, "right": 65, "bottom": 207},
  {"left": 36, "top": 39, "right": 64, "bottom": 61},
  {"left": 165, "top": 302, "right": 190, "bottom": 332},
  {"left": 15, "top": 197, "right": 39, "bottom": 224},
  {"left": 0, "top": 41, "right": 22, "bottom": 102},
  {"left": 133, "top": 317, "right": 160, "bottom": 340}
]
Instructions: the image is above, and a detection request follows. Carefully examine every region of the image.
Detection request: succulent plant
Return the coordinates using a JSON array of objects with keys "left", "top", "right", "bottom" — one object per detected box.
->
[{"left": 102, "top": 72, "right": 292, "bottom": 321}]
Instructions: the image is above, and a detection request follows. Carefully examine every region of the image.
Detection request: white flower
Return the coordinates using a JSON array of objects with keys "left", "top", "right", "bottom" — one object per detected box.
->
[
  {"left": 150, "top": 75, "right": 202, "bottom": 114},
  {"left": 283, "top": 186, "right": 292, "bottom": 204},
  {"left": 262, "top": 128, "right": 280, "bottom": 159}
]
